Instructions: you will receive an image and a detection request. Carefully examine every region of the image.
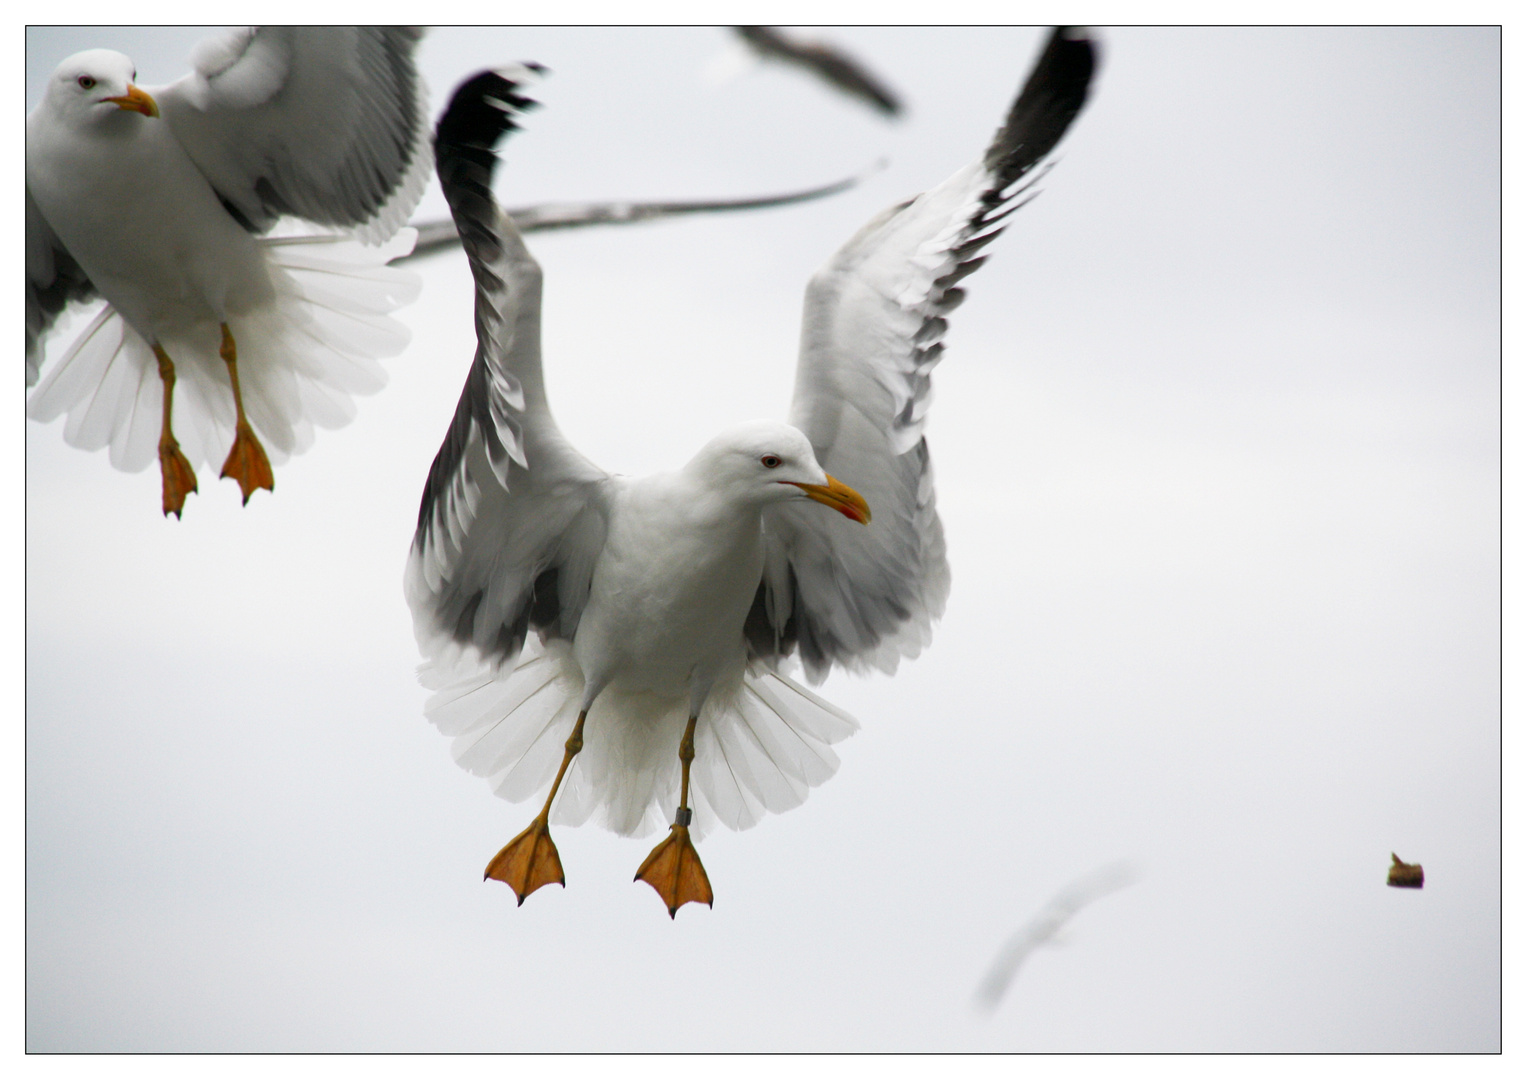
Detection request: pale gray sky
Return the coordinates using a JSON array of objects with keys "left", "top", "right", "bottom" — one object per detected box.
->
[{"left": 26, "top": 26, "right": 1500, "bottom": 1052}]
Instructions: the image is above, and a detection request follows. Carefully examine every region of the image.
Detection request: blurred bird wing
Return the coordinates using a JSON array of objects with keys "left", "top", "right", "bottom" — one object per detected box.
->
[
  {"left": 25, "top": 185, "right": 97, "bottom": 385},
  {"left": 753, "top": 27, "right": 1097, "bottom": 682},
  {"left": 406, "top": 70, "right": 609, "bottom": 675},
  {"left": 156, "top": 26, "right": 431, "bottom": 242},
  {"left": 975, "top": 860, "right": 1137, "bottom": 1009},
  {"left": 734, "top": 26, "right": 903, "bottom": 117},
  {"left": 400, "top": 166, "right": 872, "bottom": 262}
]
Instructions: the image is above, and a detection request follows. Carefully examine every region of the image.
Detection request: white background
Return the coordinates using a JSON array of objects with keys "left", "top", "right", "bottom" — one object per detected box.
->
[{"left": 25, "top": 24, "right": 1500, "bottom": 1052}]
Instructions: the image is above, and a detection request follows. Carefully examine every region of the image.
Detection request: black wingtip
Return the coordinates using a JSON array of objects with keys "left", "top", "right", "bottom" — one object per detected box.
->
[
  {"left": 432, "top": 65, "right": 546, "bottom": 260},
  {"left": 434, "top": 65, "right": 544, "bottom": 170},
  {"left": 984, "top": 26, "right": 1098, "bottom": 185},
  {"left": 1038, "top": 26, "right": 1099, "bottom": 95}
]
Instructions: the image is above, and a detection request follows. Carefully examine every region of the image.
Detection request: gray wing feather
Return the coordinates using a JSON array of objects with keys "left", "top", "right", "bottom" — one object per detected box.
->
[
  {"left": 974, "top": 861, "right": 1137, "bottom": 1010},
  {"left": 752, "top": 27, "right": 1096, "bottom": 682},
  {"left": 397, "top": 167, "right": 870, "bottom": 262},
  {"left": 26, "top": 186, "right": 97, "bottom": 386},
  {"left": 735, "top": 26, "right": 903, "bottom": 118},
  {"left": 406, "top": 69, "right": 608, "bottom": 673},
  {"left": 157, "top": 26, "right": 431, "bottom": 242}
]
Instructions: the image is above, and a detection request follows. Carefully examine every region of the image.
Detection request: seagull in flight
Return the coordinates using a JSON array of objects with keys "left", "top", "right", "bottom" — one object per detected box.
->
[
  {"left": 409, "top": 28, "right": 1097, "bottom": 917},
  {"left": 975, "top": 862, "right": 1139, "bottom": 1011},
  {"left": 26, "top": 27, "right": 430, "bottom": 516}
]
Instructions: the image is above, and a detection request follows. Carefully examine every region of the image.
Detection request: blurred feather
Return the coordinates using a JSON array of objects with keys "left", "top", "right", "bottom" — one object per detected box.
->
[
  {"left": 398, "top": 167, "right": 877, "bottom": 262},
  {"left": 975, "top": 861, "right": 1139, "bottom": 1012},
  {"left": 734, "top": 26, "right": 904, "bottom": 118}
]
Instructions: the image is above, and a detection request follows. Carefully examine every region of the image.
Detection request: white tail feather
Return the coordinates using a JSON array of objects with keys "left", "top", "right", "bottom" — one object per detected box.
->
[
  {"left": 420, "top": 637, "right": 859, "bottom": 840},
  {"left": 26, "top": 227, "right": 419, "bottom": 473}
]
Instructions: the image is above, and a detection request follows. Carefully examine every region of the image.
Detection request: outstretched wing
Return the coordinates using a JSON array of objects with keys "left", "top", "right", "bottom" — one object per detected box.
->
[
  {"left": 751, "top": 27, "right": 1097, "bottom": 682},
  {"left": 406, "top": 68, "right": 610, "bottom": 675},
  {"left": 25, "top": 186, "right": 97, "bottom": 386},
  {"left": 156, "top": 26, "right": 431, "bottom": 243},
  {"left": 398, "top": 166, "right": 871, "bottom": 262},
  {"left": 735, "top": 26, "right": 904, "bottom": 118}
]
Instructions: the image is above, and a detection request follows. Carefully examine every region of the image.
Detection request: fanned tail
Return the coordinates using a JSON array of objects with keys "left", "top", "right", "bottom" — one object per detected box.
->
[
  {"left": 691, "top": 667, "right": 859, "bottom": 833},
  {"left": 422, "top": 640, "right": 858, "bottom": 840},
  {"left": 25, "top": 227, "right": 420, "bottom": 473}
]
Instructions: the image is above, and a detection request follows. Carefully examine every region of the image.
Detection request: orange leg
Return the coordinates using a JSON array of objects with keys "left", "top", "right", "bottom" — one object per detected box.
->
[
  {"left": 216, "top": 323, "right": 274, "bottom": 505},
  {"left": 484, "top": 710, "right": 587, "bottom": 905},
  {"left": 153, "top": 345, "right": 198, "bottom": 518},
  {"left": 634, "top": 714, "right": 714, "bottom": 918}
]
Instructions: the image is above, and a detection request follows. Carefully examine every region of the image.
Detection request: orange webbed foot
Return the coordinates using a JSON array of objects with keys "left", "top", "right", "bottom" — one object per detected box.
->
[
  {"left": 219, "top": 420, "right": 274, "bottom": 505},
  {"left": 634, "top": 823, "right": 713, "bottom": 918},
  {"left": 484, "top": 815, "right": 565, "bottom": 905},
  {"left": 158, "top": 436, "right": 199, "bottom": 518}
]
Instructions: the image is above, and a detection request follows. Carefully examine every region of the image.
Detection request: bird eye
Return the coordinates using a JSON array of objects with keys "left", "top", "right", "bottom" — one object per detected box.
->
[
  {"left": 76, "top": 75, "right": 96, "bottom": 90},
  {"left": 761, "top": 455, "right": 782, "bottom": 469}
]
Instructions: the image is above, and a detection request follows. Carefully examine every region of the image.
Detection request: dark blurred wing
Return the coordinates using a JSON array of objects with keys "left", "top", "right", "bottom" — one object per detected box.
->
[
  {"left": 751, "top": 28, "right": 1097, "bottom": 682},
  {"left": 406, "top": 68, "right": 609, "bottom": 674},
  {"left": 25, "top": 186, "right": 97, "bottom": 386},
  {"left": 157, "top": 26, "right": 430, "bottom": 242},
  {"left": 736, "top": 26, "right": 903, "bottom": 117},
  {"left": 398, "top": 167, "right": 870, "bottom": 262}
]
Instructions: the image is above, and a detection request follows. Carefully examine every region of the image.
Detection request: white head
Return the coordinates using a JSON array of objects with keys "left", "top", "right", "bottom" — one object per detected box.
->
[
  {"left": 43, "top": 49, "right": 160, "bottom": 125},
  {"left": 686, "top": 420, "right": 871, "bottom": 524}
]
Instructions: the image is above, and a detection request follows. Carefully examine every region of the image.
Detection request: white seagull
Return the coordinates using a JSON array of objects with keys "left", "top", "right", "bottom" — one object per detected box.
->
[
  {"left": 26, "top": 27, "right": 430, "bottom": 516},
  {"left": 408, "top": 30, "right": 1097, "bottom": 917}
]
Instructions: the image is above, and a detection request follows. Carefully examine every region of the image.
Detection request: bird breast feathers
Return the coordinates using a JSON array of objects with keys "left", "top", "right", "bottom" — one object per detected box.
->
[
  {"left": 578, "top": 479, "right": 762, "bottom": 651},
  {"left": 599, "top": 478, "right": 767, "bottom": 601}
]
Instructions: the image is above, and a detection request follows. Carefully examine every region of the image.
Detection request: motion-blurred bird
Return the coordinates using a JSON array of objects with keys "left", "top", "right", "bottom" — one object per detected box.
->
[
  {"left": 975, "top": 862, "right": 1138, "bottom": 1011},
  {"left": 734, "top": 26, "right": 904, "bottom": 117},
  {"left": 409, "top": 28, "right": 1096, "bottom": 918},
  {"left": 26, "top": 27, "right": 430, "bottom": 516},
  {"left": 400, "top": 166, "right": 872, "bottom": 261}
]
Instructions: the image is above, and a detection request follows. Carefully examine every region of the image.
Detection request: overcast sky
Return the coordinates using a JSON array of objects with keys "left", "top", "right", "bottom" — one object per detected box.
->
[{"left": 25, "top": 25, "right": 1500, "bottom": 1053}]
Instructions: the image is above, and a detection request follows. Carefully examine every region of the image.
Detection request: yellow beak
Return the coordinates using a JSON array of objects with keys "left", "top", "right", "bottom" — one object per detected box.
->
[
  {"left": 786, "top": 474, "right": 872, "bottom": 525},
  {"left": 104, "top": 84, "right": 159, "bottom": 118}
]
